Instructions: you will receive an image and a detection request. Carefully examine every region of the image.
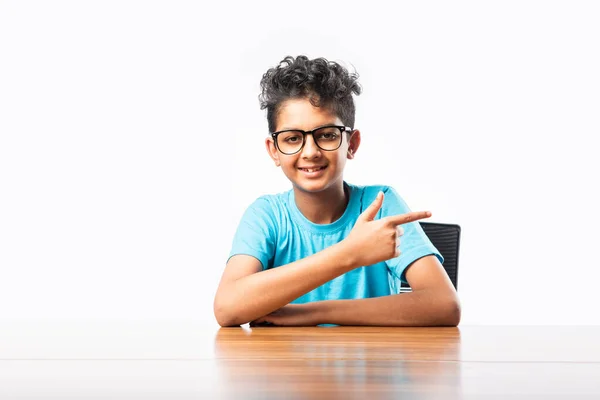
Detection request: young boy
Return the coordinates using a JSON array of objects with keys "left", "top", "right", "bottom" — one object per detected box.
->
[{"left": 214, "top": 55, "right": 460, "bottom": 327}]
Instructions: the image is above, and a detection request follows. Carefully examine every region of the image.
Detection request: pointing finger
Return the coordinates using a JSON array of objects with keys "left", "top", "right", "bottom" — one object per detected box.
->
[{"left": 387, "top": 211, "right": 432, "bottom": 226}]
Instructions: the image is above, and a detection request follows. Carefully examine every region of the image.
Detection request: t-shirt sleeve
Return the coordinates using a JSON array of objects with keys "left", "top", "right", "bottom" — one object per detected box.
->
[
  {"left": 227, "top": 197, "right": 277, "bottom": 271},
  {"left": 380, "top": 186, "right": 444, "bottom": 285}
]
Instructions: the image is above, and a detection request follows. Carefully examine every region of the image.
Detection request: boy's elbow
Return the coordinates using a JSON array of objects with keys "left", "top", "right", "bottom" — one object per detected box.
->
[
  {"left": 214, "top": 309, "right": 233, "bottom": 327},
  {"left": 215, "top": 315, "right": 239, "bottom": 328},
  {"left": 442, "top": 296, "right": 461, "bottom": 326},
  {"left": 213, "top": 298, "right": 243, "bottom": 327}
]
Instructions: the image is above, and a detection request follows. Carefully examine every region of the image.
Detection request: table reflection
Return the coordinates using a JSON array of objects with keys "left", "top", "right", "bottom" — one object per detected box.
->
[{"left": 213, "top": 326, "right": 462, "bottom": 400}]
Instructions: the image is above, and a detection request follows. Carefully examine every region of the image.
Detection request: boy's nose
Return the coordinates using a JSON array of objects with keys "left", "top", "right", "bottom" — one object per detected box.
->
[{"left": 301, "top": 135, "right": 321, "bottom": 158}]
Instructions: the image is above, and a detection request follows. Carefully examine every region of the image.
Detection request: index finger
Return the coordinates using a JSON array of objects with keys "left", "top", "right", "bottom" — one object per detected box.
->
[{"left": 386, "top": 211, "right": 432, "bottom": 226}]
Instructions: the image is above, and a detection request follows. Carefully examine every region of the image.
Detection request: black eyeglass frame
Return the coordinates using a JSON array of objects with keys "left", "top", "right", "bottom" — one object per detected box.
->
[{"left": 270, "top": 125, "right": 354, "bottom": 155}]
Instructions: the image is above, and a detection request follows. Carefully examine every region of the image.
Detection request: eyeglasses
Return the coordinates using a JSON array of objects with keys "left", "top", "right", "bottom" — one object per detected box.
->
[{"left": 271, "top": 125, "right": 353, "bottom": 155}]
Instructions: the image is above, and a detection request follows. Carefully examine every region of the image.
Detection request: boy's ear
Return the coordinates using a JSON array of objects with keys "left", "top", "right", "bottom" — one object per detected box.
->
[
  {"left": 265, "top": 137, "right": 281, "bottom": 166},
  {"left": 347, "top": 129, "right": 361, "bottom": 159}
]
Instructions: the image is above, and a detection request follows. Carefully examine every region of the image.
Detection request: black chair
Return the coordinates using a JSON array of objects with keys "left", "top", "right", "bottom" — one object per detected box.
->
[{"left": 400, "top": 222, "right": 461, "bottom": 291}]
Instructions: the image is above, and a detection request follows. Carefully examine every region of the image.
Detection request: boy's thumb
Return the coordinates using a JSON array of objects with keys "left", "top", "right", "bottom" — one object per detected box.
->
[{"left": 359, "top": 191, "right": 384, "bottom": 222}]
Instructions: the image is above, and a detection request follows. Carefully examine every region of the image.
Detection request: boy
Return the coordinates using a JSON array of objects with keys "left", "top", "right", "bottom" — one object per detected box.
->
[{"left": 214, "top": 55, "right": 460, "bottom": 327}]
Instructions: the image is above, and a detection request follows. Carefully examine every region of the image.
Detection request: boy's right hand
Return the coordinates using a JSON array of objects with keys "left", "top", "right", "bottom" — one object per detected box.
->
[{"left": 344, "top": 191, "right": 432, "bottom": 267}]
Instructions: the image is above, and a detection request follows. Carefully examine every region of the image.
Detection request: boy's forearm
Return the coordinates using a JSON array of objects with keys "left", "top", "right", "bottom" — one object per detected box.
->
[
  {"left": 216, "top": 241, "right": 357, "bottom": 326},
  {"left": 315, "top": 290, "right": 461, "bottom": 327}
]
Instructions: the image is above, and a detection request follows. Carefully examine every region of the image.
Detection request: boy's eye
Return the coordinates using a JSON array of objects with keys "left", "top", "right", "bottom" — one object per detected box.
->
[
  {"left": 316, "top": 132, "right": 339, "bottom": 141},
  {"left": 284, "top": 135, "right": 302, "bottom": 143}
]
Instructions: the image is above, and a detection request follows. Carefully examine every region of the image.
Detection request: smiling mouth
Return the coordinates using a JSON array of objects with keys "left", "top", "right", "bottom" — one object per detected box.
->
[{"left": 298, "top": 166, "right": 327, "bottom": 173}]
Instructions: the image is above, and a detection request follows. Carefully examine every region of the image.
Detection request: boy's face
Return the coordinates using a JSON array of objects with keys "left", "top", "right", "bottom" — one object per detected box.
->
[{"left": 265, "top": 98, "right": 360, "bottom": 194}]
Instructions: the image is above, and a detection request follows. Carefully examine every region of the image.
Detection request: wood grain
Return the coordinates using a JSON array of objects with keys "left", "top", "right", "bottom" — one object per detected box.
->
[{"left": 213, "top": 326, "right": 600, "bottom": 399}]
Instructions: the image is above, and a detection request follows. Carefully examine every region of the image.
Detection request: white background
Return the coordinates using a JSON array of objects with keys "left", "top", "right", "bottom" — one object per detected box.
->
[{"left": 1, "top": 0, "right": 599, "bottom": 327}]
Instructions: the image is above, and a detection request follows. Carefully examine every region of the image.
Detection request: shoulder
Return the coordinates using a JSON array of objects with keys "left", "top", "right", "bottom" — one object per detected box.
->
[
  {"left": 347, "top": 182, "right": 410, "bottom": 216},
  {"left": 347, "top": 182, "right": 402, "bottom": 203},
  {"left": 242, "top": 189, "right": 292, "bottom": 221}
]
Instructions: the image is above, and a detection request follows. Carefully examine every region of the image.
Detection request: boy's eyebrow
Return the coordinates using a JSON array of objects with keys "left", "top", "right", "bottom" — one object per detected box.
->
[{"left": 277, "top": 123, "right": 340, "bottom": 132}]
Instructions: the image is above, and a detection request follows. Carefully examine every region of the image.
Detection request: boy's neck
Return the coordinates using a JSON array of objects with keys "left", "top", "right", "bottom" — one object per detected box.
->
[{"left": 293, "top": 181, "right": 349, "bottom": 225}]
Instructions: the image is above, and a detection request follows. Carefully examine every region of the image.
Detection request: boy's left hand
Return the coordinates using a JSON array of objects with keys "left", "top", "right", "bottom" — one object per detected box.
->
[{"left": 250, "top": 303, "right": 318, "bottom": 327}]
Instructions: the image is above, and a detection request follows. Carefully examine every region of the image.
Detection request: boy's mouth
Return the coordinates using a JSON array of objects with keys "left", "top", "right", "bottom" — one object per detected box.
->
[{"left": 298, "top": 166, "right": 327, "bottom": 173}]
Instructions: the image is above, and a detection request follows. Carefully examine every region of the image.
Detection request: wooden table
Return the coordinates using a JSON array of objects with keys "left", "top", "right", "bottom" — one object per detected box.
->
[
  {"left": 1, "top": 322, "right": 599, "bottom": 399},
  {"left": 215, "top": 326, "right": 600, "bottom": 399}
]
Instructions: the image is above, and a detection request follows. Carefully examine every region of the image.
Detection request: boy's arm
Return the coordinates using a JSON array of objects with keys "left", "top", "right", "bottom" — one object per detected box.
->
[
  {"left": 213, "top": 241, "right": 355, "bottom": 327},
  {"left": 254, "top": 255, "right": 460, "bottom": 327},
  {"left": 318, "top": 255, "right": 460, "bottom": 326}
]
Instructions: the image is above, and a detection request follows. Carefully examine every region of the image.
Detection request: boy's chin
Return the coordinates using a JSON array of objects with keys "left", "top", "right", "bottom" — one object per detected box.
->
[{"left": 292, "top": 178, "right": 335, "bottom": 194}]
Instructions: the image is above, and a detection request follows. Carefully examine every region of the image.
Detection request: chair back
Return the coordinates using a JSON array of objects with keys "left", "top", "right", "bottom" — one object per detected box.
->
[{"left": 400, "top": 222, "right": 461, "bottom": 291}]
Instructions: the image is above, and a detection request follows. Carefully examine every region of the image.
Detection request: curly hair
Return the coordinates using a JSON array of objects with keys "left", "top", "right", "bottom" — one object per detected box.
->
[{"left": 259, "top": 55, "right": 362, "bottom": 133}]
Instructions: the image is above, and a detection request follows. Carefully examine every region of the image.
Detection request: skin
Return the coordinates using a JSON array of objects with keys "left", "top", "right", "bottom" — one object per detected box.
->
[{"left": 213, "top": 98, "right": 461, "bottom": 327}]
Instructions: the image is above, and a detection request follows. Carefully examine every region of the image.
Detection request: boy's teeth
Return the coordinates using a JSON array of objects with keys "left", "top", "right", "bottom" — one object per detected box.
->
[{"left": 301, "top": 167, "right": 324, "bottom": 172}]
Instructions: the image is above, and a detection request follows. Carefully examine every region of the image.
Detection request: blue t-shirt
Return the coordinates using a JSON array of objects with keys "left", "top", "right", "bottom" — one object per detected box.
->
[{"left": 228, "top": 182, "right": 443, "bottom": 303}]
